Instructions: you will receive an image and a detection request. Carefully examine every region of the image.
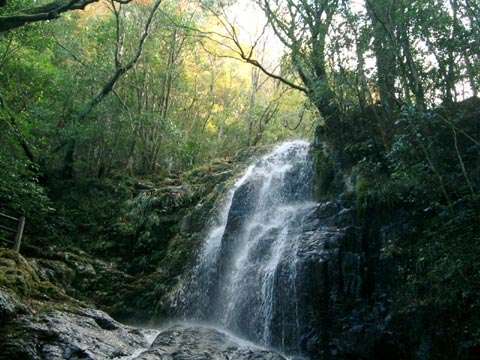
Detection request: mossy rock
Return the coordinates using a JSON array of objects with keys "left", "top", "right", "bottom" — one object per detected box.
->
[{"left": 0, "top": 249, "right": 71, "bottom": 301}]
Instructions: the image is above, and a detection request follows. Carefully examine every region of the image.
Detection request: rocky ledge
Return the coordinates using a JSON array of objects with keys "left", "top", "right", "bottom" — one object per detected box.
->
[
  {"left": 0, "top": 301, "right": 152, "bottom": 359},
  {"left": 1, "top": 301, "right": 285, "bottom": 360},
  {"left": 135, "top": 325, "right": 286, "bottom": 360}
]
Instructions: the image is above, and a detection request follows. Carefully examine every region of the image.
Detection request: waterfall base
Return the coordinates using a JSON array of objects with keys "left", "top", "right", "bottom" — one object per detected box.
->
[
  {"left": 174, "top": 140, "right": 320, "bottom": 355},
  {"left": 138, "top": 324, "right": 287, "bottom": 360},
  {"left": 0, "top": 298, "right": 287, "bottom": 360}
]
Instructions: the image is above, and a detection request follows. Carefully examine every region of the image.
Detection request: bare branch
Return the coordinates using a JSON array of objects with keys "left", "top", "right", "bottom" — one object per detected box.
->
[
  {"left": 0, "top": 92, "right": 35, "bottom": 162},
  {"left": 77, "top": 0, "right": 163, "bottom": 121},
  {"left": 52, "top": 34, "right": 88, "bottom": 67},
  {"left": 0, "top": 0, "right": 133, "bottom": 32}
]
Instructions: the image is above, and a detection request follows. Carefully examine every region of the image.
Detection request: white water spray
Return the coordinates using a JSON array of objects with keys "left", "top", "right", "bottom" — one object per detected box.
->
[{"left": 177, "top": 141, "right": 318, "bottom": 354}]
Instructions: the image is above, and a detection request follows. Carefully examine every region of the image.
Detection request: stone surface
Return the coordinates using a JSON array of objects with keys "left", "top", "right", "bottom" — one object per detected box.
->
[
  {"left": 0, "top": 310, "right": 286, "bottom": 360},
  {"left": 135, "top": 325, "right": 287, "bottom": 360},
  {"left": 0, "top": 307, "right": 150, "bottom": 360},
  {"left": 0, "top": 289, "right": 26, "bottom": 325}
]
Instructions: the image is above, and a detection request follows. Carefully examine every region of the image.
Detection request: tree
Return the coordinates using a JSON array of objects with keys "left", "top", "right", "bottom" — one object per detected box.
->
[
  {"left": 259, "top": 0, "right": 339, "bottom": 123},
  {"left": 0, "top": 0, "right": 131, "bottom": 32}
]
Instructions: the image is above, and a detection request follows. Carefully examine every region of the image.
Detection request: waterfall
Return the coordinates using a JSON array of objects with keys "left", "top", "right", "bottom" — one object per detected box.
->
[{"left": 177, "top": 140, "right": 320, "bottom": 355}]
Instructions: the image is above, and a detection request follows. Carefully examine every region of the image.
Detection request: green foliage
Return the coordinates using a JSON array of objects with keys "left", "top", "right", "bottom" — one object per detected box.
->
[
  {"left": 334, "top": 101, "right": 480, "bottom": 358},
  {"left": 390, "top": 198, "right": 480, "bottom": 358},
  {"left": 0, "top": 154, "right": 51, "bottom": 218},
  {"left": 0, "top": 121, "right": 52, "bottom": 240},
  {"left": 0, "top": 0, "right": 311, "bottom": 253}
]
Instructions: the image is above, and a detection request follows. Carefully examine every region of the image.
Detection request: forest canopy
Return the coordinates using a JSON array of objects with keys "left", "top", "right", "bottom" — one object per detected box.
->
[
  {"left": 1, "top": 0, "right": 478, "bottom": 225},
  {"left": 0, "top": 0, "right": 316, "bottom": 180}
]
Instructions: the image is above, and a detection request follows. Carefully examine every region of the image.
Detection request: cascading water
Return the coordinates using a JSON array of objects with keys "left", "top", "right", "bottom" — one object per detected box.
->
[{"left": 176, "top": 140, "right": 323, "bottom": 355}]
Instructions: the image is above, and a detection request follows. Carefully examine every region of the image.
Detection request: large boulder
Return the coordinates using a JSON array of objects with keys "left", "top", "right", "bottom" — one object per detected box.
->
[
  {"left": 135, "top": 324, "right": 287, "bottom": 360},
  {"left": 0, "top": 248, "right": 150, "bottom": 360},
  {"left": 1, "top": 312, "right": 287, "bottom": 360},
  {"left": 0, "top": 247, "right": 286, "bottom": 360},
  {"left": 0, "top": 307, "right": 154, "bottom": 360}
]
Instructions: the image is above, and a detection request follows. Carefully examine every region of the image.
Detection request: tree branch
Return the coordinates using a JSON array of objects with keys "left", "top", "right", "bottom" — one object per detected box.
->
[
  {"left": 77, "top": 0, "right": 163, "bottom": 121},
  {"left": 0, "top": 92, "right": 35, "bottom": 162},
  {"left": 0, "top": 0, "right": 132, "bottom": 32}
]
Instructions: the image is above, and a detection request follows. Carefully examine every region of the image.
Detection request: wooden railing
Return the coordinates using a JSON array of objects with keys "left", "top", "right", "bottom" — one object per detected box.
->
[{"left": 0, "top": 212, "right": 25, "bottom": 252}]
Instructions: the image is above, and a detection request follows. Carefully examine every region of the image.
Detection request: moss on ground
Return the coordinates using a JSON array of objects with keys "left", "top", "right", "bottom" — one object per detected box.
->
[{"left": 0, "top": 249, "right": 69, "bottom": 302}]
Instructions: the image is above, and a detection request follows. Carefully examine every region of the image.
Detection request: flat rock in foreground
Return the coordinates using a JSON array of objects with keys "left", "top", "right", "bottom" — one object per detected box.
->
[
  {"left": 0, "top": 304, "right": 150, "bottom": 359},
  {"left": 0, "top": 298, "right": 285, "bottom": 360},
  {"left": 134, "top": 324, "right": 286, "bottom": 360}
]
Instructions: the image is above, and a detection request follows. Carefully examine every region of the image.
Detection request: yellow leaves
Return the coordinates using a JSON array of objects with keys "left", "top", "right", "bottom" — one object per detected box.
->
[
  {"left": 75, "top": 0, "right": 153, "bottom": 24},
  {"left": 134, "top": 0, "right": 155, "bottom": 6},
  {"left": 205, "top": 120, "right": 218, "bottom": 135},
  {"left": 78, "top": 0, "right": 110, "bottom": 21},
  {"left": 212, "top": 104, "right": 223, "bottom": 114}
]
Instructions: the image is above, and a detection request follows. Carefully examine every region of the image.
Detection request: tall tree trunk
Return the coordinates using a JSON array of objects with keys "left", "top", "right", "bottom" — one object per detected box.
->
[
  {"left": 367, "top": 0, "right": 397, "bottom": 115},
  {"left": 62, "top": 139, "right": 75, "bottom": 179},
  {"left": 400, "top": 30, "right": 426, "bottom": 110}
]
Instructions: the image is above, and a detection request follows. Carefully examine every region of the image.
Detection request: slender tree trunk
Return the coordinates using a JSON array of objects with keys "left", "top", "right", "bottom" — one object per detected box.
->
[
  {"left": 367, "top": 0, "right": 397, "bottom": 115},
  {"left": 355, "top": 36, "right": 369, "bottom": 110},
  {"left": 62, "top": 139, "right": 75, "bottom": 179},
  {"left": 400, "top": 31, "right": 426, "bottom": 110}
]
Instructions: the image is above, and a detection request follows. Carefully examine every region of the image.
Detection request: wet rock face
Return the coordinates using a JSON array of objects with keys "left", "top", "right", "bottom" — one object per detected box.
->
[
  {"left": 177, "top": 141, "right": 351, "bottom": 356},
  {"left": 0, "top": 290, "right": 25, "bottom": 326},
  {"left": 137, "top": 325, "right": 287, "bottom": 360},
  {"left": 300, "top": 203, "right": 412, "bottom": 360},
  {"left": 0, "top": 308, "right": 286, "bottom": 360},
  {"left": 266, "top": 201, "right": 354, "bottom": 354},
  {"left": 0, "top": 307, "right": 151, "bottom": 360},
  {"left": 248, "top": 198, "right": 406, "bottom": 359},
  {"left": 220, "top": 179, "right": 262, "bottom": 256}
]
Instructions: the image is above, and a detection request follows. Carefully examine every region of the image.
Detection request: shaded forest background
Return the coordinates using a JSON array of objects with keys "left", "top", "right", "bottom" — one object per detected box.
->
[{"left": 0, "top": 0, "right": 480, "bottom": 357}]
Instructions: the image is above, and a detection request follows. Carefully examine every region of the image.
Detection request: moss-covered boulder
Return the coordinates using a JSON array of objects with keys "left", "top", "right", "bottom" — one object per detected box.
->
[{"left": 0, "top": 249, "right": 73, "bottom": 306}]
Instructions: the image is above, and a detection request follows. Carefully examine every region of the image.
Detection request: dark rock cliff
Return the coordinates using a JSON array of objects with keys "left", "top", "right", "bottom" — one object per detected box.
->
[{"left": 308, "top": 125, "right": 480, "bottom": 360}]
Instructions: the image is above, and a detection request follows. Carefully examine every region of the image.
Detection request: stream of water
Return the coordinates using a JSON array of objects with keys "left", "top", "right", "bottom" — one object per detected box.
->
[{"left": 177, "top": 141, "right": 317, "bottom": 354}]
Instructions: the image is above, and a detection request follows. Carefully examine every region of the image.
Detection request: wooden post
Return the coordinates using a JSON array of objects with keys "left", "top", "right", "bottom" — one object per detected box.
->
[{"left": 14, "top": 216, "right": 25, "bottom": 253}]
